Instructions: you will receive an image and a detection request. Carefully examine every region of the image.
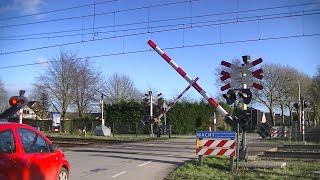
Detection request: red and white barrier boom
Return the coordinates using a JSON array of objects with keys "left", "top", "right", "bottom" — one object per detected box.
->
[
  {"left": 154, "top": 77, "right": 199, "bottom": 123},
  {"left": 148, "top": 40, "right": 235, "bottom": 126}
]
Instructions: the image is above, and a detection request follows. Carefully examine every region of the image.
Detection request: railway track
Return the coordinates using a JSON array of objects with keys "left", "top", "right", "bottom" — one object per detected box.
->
[
  {"left": 46, "top": 136, "right": 133, "bottom": 147},
  {"left": 258, "top": 144, "right": 320, "bottom": 160}
]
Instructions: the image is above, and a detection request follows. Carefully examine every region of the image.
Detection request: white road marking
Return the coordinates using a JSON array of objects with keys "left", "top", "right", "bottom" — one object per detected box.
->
[
  {"left": 125, "top": 146, "right": 133, "bottom": 149},
  {"left": 138, "top": 161, "right": 152, "bottom": 167},
  {"left": 112, "top": 171, "right": 127, "bottom": 178},
  {"left": 106, "top": 145, "right": 114, "bottom": 147}
]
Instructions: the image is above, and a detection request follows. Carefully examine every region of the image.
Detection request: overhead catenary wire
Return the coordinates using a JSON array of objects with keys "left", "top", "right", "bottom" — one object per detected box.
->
[
  {"left": 0, "top": 0, "right": 319, "bottom": 35},
  {"left": 1, "top": 7, "right": 319, "bottom": 55},
  {"left": 0, "top": 0, "right": 119, "bottom": 21},
  {"left": 2, "top": 5, "right": 320, "bottom": 41},
  {"left": 0, "top": 0, "right": 199, "bottom": 29},
  {"left": 1, "top": 32, "right": 319, "bottom": 70}
]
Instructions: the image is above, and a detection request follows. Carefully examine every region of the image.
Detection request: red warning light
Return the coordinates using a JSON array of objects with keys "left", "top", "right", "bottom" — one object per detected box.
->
[{"left": 9, "top": 96, "right": 18, "bottom": 106}]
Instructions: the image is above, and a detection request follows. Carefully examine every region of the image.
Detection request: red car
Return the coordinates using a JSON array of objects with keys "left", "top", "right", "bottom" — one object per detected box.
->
[{"left": 0, "top": 122, "right": 70, "bottom": 180}]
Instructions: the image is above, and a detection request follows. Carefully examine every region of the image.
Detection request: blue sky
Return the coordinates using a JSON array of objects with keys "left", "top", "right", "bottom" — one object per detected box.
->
[{"left": 0, "top": 0, "right": 319, "bottom": 110}]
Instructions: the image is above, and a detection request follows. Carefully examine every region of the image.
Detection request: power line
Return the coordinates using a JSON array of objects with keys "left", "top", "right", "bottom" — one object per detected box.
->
[
  {"left": 1, "top": 7, "right": 319, "bottom": 55},
  {"left": 1, "top": 32, "right": 319, "bottom": 70},
  {"left": 1, "top": 1, "right": 318, "bottom": 40},
  {"left": 2, "top": 3, "right": 320, "bottom": 41},
  {"left": 0, "top": 0, "right": 119, "bottom": 21},
  {"left": 0, "top": 0, "right": 198, "bottom": 28}
]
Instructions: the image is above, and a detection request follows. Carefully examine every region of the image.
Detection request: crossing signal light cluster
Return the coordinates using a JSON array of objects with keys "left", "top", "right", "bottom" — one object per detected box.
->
[
  {"left": 293, "top": 99, "right": 310, "bottom": 111},
  {"left": 223, "top": 89, "right": 252, "bottom": 105},
  {"left": 9, "top": 96, "right": 28, "bottom": 108}
]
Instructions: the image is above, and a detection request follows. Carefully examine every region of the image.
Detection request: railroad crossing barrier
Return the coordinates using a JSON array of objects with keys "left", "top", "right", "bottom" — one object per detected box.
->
[
  {"left": 196, "top": 131, "right": 237, "bottom": 172},
  {"left": 271, "top": 127, "right": 288, "bottom": 139}
]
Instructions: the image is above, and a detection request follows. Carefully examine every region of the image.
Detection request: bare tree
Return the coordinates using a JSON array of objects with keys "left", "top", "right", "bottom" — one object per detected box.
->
[
  {"left": 37, "top": 49, "right": 78, "bottom": 120},
  {"left": 102, "top": 73, "right": 141, "bottom": 104},
  {"left": 214, "top": 58, "right": 242, "bottom": 90},
  {"left": 0, "top": 79, "right": 8, "bottom": 112},
  {"left": 29, "top": 84, "right": 51, "bottom": 119},
  {"left": 310, "top": 65, "right": 320, "bottom": 125},
  {"left": 298, "top": 72, "right": 313, "bottom": 125},
  {"left": 274, "top": 66, "right": 299, "bottom": 126},
  {"left": 254, "top": 63, "right": 283, "bottom": 126},
  {"left": 72, "top": 59, "right": 102, "bottom": 117}
]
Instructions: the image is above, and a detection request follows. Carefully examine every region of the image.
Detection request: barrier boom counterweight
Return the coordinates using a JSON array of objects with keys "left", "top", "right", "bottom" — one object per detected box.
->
[{"left": 148, "top": 40, "right": 235, "bottom": 126}]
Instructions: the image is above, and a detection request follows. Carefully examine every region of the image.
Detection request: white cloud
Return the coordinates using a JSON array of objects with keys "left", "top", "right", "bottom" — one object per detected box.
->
[
  {"left": 36, "top": 57, "right": 48, "bottom": 64},
  {"left": 19, "top": 0, "right": 43, "bottom": 15},
  {"left": 0, "top": 0, "right": 44, "bottom": 15}
]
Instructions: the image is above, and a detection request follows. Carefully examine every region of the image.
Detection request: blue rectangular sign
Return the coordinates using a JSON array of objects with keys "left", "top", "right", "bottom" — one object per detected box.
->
[{"left": 196, "top": 131, "right": 236, "bottom": 139}]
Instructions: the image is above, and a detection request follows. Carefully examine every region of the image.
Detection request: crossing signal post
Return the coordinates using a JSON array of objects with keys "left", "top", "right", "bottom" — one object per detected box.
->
[
  {"left": 293, "top": 97, "right": 310, "bottom": 145},
  {"left": 220, "top": 55, "right": 263, "bottom": 161},
  {"left": 9, "top": 96, "right": 26, "bottom": 124},
  {"left": 0, "top": 91, "right": 28, "bottom": 120},
  {"left": 143, "top": 91, "right": 163, "bottom": 137}
]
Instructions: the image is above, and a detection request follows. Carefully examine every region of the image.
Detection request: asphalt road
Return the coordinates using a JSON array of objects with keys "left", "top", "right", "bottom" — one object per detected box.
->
[
  {"left": 63, "top": 137, "right": 197, "bottom": 180},
  {"left": 62, "top": 133, "right": 276, "bottom": 179}
]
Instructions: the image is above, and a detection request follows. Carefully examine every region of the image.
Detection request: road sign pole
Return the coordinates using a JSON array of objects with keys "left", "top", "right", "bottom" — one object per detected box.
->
[
  {"left": 230, "top": 156, "right": 235, "bottom": 172},
  {"left": 198, "top": 137, "right": 203, "bottom": 166},
  {"left": 198, "top": 155, "right": 203, "bottom": 167},
  {"left": 236, "top": 123, "right": 239, "bottom": 171},
  {"left": 213, "top": 112, "right": 217, "bottom": 132}
]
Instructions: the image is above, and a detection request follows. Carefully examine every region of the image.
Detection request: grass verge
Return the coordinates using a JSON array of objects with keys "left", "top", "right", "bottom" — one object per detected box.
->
[{"left": 166, "top": 156, "right": 320, "bottom": 180}]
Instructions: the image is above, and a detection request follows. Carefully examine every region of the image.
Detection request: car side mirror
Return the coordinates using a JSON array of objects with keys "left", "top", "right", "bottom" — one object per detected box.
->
[{"left": 50, "top": 143, "right": 59, "bottom": 152}]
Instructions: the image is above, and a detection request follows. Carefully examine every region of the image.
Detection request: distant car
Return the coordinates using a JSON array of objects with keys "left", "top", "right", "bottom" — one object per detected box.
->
[{"left": 0, "top": 122, "right": 70, "bottom": 180}]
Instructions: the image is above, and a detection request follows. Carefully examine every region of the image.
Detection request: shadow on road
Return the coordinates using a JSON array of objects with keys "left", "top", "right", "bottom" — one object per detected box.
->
[
  {"left": 71, "top": 149, "right": 195, "bottom": 159},
  {"left": 90, "top": 153, "right": 192, "bottom": 165}
]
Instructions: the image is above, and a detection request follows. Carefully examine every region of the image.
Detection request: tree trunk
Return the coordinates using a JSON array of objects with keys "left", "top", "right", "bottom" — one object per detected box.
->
[
  {"left": 289, "top": 109, "right": 293, "bottom": 126},
  {"left": 269, "top": 107, "right": 275, "bottom": 126},
  {"left": 281, "top": 103, "right": 285, "bottom": 126}
]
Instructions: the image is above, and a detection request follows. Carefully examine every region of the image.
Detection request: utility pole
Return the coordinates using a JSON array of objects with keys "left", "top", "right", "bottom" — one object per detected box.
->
[
  {"left": 301, "top": 97, "right": 306, "bottom": 145},
  {"left": 240, "top": 55, "right": 250, "bottom": 161},
  {"left": 19, "top": 90, "right": 25, "bottom": 124},
  {"left": 298, "top": 80, "right": 301, "bottom": 132},
  {"left": 148, "top": 91, "right": 154, "bottom": 137},
  {"left": 100, "top": 94, "right": 105, "bottom": 126}
]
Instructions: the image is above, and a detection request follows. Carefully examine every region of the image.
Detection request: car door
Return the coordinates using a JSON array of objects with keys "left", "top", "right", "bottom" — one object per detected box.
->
[
  {"left": 17, "top": 128, "right": 59, "bottom": 180},
  {"left": 0, "top": 128, "right": 25, "bottom": 180}
]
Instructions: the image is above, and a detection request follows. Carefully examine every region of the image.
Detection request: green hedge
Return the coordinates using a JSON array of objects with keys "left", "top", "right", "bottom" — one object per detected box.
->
[{"left": 8, "top": 100, "right": 233, "bottom": 135}]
